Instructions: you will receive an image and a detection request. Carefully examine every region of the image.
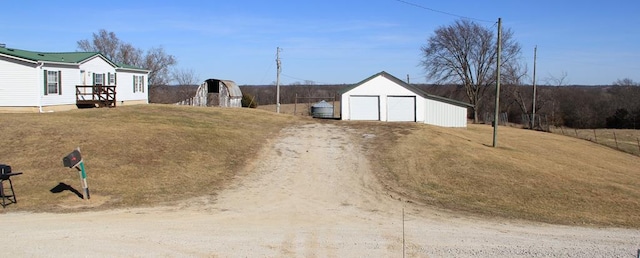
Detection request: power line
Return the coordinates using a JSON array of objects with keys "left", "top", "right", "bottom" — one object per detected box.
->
[
  {"left": 393, "top": 0, "right": 494, "bottom": 23},
  {"left": 281, "top": 73, "right": 330, "bottom": 85},
  {"left": 281, "top": 73, "right": 307, "bottom": 82}
]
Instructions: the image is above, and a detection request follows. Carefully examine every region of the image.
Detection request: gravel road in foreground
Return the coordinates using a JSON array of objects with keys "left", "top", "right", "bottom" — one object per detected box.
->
[{"left": 3, "top": 123, "right": 639, "bottom": 257}]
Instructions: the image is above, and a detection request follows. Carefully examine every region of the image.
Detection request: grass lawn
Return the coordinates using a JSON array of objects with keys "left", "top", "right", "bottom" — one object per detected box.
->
[
  {"left": 2, "top": 104, "right": 640, "bottom": 228},
  {"left": 355, "top": 121, "right": 640, "bottom": 227},
  {"left": 549, "top": 127, "right": 640, "bottom": 156},
  {"left": 0, "top": 105, "right": 301, "bottom": 211}
]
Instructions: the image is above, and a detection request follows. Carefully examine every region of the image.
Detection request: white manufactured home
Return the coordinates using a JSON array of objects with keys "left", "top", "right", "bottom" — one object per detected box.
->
[
  {"left": 0, "top": 46, "right": 150, "bottom": 112},
  {"left": 340, "top": 71, "right": 472, "bottom": 128}
]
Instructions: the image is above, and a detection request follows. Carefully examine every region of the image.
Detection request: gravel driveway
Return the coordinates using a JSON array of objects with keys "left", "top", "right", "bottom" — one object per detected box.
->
[{"left": 3, "top": 123, "right": 640, "bottom": 257}]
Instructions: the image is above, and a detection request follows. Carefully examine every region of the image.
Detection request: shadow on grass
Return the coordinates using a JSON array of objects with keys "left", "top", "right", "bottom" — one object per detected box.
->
[{"left": 50, "top": 182, "right": 83, "bottom": 199}]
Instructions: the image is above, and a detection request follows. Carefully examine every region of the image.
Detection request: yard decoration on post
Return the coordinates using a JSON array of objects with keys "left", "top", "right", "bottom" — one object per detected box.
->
[{"left": 62, "top": 148, "right": 90, "bottom": 200}]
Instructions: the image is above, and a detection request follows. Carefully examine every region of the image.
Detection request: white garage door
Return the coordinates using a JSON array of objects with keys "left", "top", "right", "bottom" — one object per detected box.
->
[
  {"left": 387, "top": 96, "right": 416, "bottom": 122},
  {"left": 349, "top": 96, "right": 379, "bottom": 120}
]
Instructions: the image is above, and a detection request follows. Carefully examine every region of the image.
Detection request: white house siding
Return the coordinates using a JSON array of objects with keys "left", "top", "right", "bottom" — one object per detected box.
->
[
  {"left": 39, "top": 64, "right": 81, "bottom": 107},
  {"left": 341, "top": 74, "right": 425, "bottom": 122},
  {"left": 79, "top": 57, "right": 116, "bottom": 86},
  {"left": 115, "top": 70, "right": 148, "bottom": 103},
  {"left": 0, "top": 56, "right": 39, "bottom": 106},
  {"left": 424, "top": 98, "right": 468, "bottom": 127}
]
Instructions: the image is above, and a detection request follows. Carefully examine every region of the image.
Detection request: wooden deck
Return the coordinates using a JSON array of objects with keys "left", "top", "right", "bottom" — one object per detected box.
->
[{"left": 76, "top": 85, "right": 116, "bottom": 108}]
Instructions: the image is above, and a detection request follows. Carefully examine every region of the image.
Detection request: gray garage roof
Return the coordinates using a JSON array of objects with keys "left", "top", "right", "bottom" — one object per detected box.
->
[{"left": 340, "top": 71, "right": 473, "bottom": 108}]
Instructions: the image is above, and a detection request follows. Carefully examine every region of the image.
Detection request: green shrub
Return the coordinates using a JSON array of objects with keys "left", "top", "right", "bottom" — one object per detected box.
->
[{"left": 242, "top": 93, "right": 258, "bottom": 108}]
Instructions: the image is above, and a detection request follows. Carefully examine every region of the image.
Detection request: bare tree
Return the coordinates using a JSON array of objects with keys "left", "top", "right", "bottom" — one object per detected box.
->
[
  {"left": 610, "top": 78, "right": 640, "bottom": 117},
  {"left": 117, "top": 43, "right": 143, "bottom": 68},
  {"left": 421, "top": 19, "right": 522, "bottom": 123},
  {"left": 144, "top": 47, "right": 177, "bottom": 86},
  {"left": 172, "top": 68, "right": 200, "bottom": 86},
  {"left": 544, "top": 71, "right": 569, "bottom": 86},
  {"left": 77, "top": 29, "right": 177, "bottom": 87},
  {"left": 502, "top": 61, "right": 530, "bottom": 115},
  {"left": 77, "top": 30, "right": 120, "bottom": 62},
  {"left": 613, "top": 78, "right": 638, "bottom": 86}
]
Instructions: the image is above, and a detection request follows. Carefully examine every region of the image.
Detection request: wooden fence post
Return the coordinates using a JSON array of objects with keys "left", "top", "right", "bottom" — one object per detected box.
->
[
  {"left": 593, "top": 129, "right": 597, "bottom": 143},
  {"left": 613, "top": 131, "right": 619, "bottom": 149}
]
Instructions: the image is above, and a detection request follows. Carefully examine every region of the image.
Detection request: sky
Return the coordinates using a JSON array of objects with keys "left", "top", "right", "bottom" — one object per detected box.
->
[{"left": 2, "top": 0, "right": 639, "bottom": 86}]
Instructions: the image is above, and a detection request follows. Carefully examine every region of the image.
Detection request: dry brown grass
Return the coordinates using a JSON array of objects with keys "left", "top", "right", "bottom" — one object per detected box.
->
[
  {"left": 549, "top": 127, "right": 640, "bottom": 156},
  {"left": 3, "top": 104, "right": 640, "bottom": 228},
  {"left": 0, "top": 104, "right": 301, "bottom": 212},
  {"left": 355, "top": 122, "right": 640, "bottom": 227}
]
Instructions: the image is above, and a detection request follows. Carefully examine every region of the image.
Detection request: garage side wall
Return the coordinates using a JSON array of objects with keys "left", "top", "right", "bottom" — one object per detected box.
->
[
  {"left": 341, "top": 75, "right": 424, "bottom": 121},
  {"left": 424, "top": 98, "right": 468, "bottom": 127}
]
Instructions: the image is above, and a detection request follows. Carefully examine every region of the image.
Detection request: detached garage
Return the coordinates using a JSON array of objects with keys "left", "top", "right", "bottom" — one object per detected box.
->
[{"left": 340, "top": 71, "right": 472, "bottom": 127}]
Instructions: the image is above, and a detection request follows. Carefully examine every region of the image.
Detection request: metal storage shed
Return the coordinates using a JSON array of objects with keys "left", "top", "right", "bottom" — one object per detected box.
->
[
  {"left": 181, "top": 79, "right": 243, "bottom": 108},
  {"left": 340, "top": 71, "right": 472, "bottom": 128}
]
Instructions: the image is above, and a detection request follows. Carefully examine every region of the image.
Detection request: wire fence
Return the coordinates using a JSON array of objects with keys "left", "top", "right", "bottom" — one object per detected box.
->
[
  {"left": 521, "top": 114, "right": 551, "bottom": 132},
  {"left": 484, "top": 112, "right": 639, "bottom": 156},
  {"left": 483, "top": 112, "right": 510, "bottom": 126},
  {"left": 549, "top": 127, "right": 640, "bottom": 156},
  {"left": 483, "top": 112, "right": 551, "bottom": 132}
]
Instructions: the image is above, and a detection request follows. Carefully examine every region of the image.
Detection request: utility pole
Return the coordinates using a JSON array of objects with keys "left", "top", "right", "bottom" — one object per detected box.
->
[
  {"left": 492, "top": 18, "right": 502, "bottom": 148},
  {"left": 531, "top": 45, "right": 538, "bottom": 130},
  {"left": 276, "top": 47, "right": 282, "bottom": 113}
]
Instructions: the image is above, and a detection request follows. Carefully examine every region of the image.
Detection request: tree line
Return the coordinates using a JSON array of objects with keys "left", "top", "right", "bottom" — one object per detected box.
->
[
  {"left": 77, "top": 29, "right": 202, "bottom": 88},
  {"left": 416, "top": 80, "right": 640, "bottom": 129},
  {"left": 237, "top": 80, "right": 640, "bottom": 130},
  {"left": 84, "top": 23, "right": 639, "bottom": 130},
  {"left": 417, "top": 18, "right": 639, "bottom": 129},
  {"left": 148, "top": 74, "right": 640, "bottom": 130}
]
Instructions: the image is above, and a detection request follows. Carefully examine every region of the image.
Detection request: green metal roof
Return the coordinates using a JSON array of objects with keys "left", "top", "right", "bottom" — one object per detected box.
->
[
  {"left": 116, "top": 63, "right": 147, "bottom": 71},
  {"left": 0, "top": 47, "right": 98, "bottom": 63},
  {"left": 0, "top": 46, "right": 147, "bottom": 71}
]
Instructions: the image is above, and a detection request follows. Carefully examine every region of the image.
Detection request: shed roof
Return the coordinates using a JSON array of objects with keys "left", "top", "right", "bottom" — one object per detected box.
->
[
  {"left": 340, "top": 71, "right": 473, "bottom": 108},
  {"left": 0, "top": 46, "right": 147, "bottom": 71},
  {"left": 218, "top": 80, "right": 243, "bottom": 98},
  {"left": 312, "top": 100, "right": 333, "bottom": 108}
]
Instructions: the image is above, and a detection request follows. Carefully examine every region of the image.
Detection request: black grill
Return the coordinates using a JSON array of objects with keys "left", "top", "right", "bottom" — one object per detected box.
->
[
  {"left": 0, "top": 164, "right": 11, "bottom": 175},
  {"left": 0, "top": 164, "right": 21, "bottom": 207}
]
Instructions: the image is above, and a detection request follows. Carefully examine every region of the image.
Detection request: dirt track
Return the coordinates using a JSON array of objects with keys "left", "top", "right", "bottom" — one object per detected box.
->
[{"left": 3, "top": 123, "right": 640, "bottom": 257}]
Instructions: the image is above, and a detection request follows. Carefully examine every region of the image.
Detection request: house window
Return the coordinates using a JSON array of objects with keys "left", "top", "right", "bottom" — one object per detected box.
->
[
  {"left": 94, "top": 73, "right": 104, "bottom": 86},
  {"left": 44, "top": 70, "right": 61, "bottom": 95},
  {"left": 133, "top": 75, "right": 145, "bottom": 93},
  {"left": 109, "top": 73, "right": 116, "bottom": 85}
]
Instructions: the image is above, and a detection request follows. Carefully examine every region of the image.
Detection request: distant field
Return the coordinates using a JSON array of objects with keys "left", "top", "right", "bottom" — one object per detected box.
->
[{"left": 549, "top": 127, "right": 640, "bottom": 156}]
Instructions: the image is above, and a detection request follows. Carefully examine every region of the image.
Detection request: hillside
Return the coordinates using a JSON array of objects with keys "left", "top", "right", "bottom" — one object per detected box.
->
[
  {"left": 356, "top": 121, "right": 640, "bottom": 227},
  {"left": 4, "top": 122, "right": 638, "bottom": 257},
  {"left": 1, "top": 105, "right": 639, "bottom": 228},
  {"left": 0, "top": 105, "right": 300, "bottom": 211}
]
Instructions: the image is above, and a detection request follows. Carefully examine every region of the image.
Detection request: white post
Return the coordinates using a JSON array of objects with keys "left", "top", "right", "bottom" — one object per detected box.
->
[{"left": 276, "top": 47, "right": 281, "bottom": 113}]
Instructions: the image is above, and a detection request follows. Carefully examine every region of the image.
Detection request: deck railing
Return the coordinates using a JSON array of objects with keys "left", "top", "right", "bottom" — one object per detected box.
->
[{"left": 76, "top": 85, "right": 117, "bottom": 107}]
